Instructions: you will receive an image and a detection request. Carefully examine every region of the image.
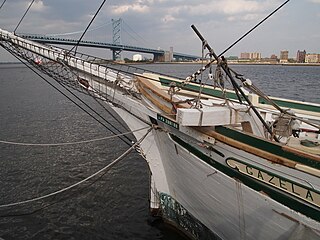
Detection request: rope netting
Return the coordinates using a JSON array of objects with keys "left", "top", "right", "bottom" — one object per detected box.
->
[{"left": 0, "top": 29, "right": 175, "bottom": 101}]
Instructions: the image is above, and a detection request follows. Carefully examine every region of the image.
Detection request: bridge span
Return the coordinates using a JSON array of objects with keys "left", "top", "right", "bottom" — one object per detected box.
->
[{"left": 19, "top": 34, "right": 200, "bottom": 62}]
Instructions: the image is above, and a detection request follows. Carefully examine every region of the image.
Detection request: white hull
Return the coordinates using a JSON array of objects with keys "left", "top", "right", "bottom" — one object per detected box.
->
[
  {"left": 153, "top": 130, "right": 320, "bottom": 239},
  {"left": 112, "top": 103, "right": 320, "bottom": 239}
]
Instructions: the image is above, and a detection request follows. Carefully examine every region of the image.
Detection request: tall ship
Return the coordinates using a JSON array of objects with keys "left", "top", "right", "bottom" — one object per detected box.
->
[{"left": 1, "top": 20, "right": 320, "bottom": 240}]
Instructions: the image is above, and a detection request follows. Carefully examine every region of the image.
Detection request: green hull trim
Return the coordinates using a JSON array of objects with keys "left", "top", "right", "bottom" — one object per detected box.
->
[
  {"left": 215, "top": 126, "right": 320, "bottom": 170},
  {"left": 159, "top": 77, "right": 244, "bottom": 101},
  {"left": 259, "top": 97, "right": 320, "bottom": 113},
  {"left": 159, "top": 77, "right": 320, "bottom": 114},
  {"left": 170, "top": 134, "right": 320, "bottom": 222}
]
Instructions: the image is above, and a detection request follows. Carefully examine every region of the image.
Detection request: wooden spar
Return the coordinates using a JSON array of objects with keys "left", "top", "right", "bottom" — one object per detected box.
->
[
  {"left": 191, "top": 24, "right": 279, "bottom": 142},
  {"left": 135, "top": 73, "right": 320, "bottom": 176},
  {"left": 135, "top": 76, "right": 190, "bottom": 115},
  {"left": 197, "top": 127, "right": 320, "bottom": 177}
]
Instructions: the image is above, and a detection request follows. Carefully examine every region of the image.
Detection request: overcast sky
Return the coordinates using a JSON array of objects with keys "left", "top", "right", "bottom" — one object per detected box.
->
[{"left": 0, "top": 0, "right": 319, "bottom": 61}]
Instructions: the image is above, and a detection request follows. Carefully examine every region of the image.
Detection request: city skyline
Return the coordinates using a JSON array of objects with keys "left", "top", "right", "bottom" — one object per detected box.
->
[
  {"left": 238, "top": 49, "right": 319, "bottom": 59},
  {"left": 0, "top": 0, "right": 320, "bottom": 61}
]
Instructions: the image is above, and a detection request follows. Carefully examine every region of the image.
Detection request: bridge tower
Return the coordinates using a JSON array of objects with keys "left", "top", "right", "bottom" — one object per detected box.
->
[{"left": 112, "top": 18, "right": 122, "bottom": 61}]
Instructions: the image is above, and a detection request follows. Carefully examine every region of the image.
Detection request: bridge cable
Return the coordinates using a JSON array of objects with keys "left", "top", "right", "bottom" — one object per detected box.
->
[
  {"left": 14, "top": 0, "right": 35, "bottom": 34},
  {"left": 47, "top": 21, "right": 113, "bottom": 37},
  {"left": 4, "top": 48, "right": 134, "bottom": 146},
  {"left": 122, "top": 20, "right": 150, "bottom": 46},
  {"left": 69, "top": 0, "right": 108, "bottom": 54}
]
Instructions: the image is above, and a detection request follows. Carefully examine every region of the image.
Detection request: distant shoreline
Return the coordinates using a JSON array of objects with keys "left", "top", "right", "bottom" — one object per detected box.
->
[
  {"left": 132, "top": 61, "right": 320, "bottom": 66},
  {"left": 2, "top": 61, "right": 320, "bottom": 67}
]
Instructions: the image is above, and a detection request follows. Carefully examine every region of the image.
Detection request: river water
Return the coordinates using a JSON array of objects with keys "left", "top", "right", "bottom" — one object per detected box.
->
[{"left": 0, "top": 63, "right": 319, "bottom": 240}]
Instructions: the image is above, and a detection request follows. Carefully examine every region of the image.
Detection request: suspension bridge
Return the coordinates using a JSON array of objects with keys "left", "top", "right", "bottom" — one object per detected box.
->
[{"left": 18, "top": 19, "right": 200, "bottom": 62}]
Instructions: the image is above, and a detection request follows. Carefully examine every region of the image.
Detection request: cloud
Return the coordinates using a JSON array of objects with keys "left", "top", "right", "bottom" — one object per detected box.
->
[
  {"left": 31, "top": 0, "right": 48, "bottom": 12},
  {"left": 111, "top": 1, "right": 150, "bottom": 14},
  {"left": 0, "top": 0, "right": 319, "bottom": 60}
]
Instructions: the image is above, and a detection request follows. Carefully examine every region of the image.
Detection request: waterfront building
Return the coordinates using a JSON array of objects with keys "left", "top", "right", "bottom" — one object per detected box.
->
[
  {"left": 305, "top": 53, "right": 320, "bottom": 63},
  {"left": 164, "top": 47, "right": 174, "bottom": 62},
  {"left": 250, "top": 52, "right": 261, "bottom": 60},
  {"left": 296, "top": 50, "right": 306, "bottom": 63},
  {"left": 133, "top": 54, "right": 143, "bottom": 61},
  {"left": 270, "top": 54, "right": 278, "bottom": 60},
  {"left": 240, "top": 52, "right": 261, "bottom": 60},
  {"left": 240, "top": 52, "right": 250, "bottom": 59},
  {"left": 280, "top": 50, "right": 289, "bottom": 63}
]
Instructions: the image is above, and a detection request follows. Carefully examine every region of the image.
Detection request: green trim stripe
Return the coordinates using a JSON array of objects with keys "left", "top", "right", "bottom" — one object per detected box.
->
[
  {"left": 170, "top": 134, "right": 320, "bottom": 222},
  {"left": 215, "top": 126, "right": 320, "bottom": 170},
  {"left": 259, "top": 97, "right": 320, "bottom": 113},
  {"left": 159, "top": 77, "right": 244, "bottom": 101},
  {"left": 159, "top": 76, "right": 320, "bottom": 113}
]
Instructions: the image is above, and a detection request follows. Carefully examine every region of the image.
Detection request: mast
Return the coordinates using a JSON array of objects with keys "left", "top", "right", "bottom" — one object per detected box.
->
[{"left": 190, "top": 25, "right": 279, "bottom": 143}]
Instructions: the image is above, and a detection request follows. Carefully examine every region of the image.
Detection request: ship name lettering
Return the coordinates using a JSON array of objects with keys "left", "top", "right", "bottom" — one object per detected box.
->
[
  {"left": 306, "top": 190, "right": 314, "bottom": 202},
  {"left": 257, "top": 170, "right": 264, "bottom": 180},
  {"left": 268, "top": 175, "right": 276, "bottom": 185},
  {"left": 291, "top": 184, "right": 300, "bottom": 196},
  {"left": 226, "top": 159, "right": 320, "bottom": 208},
  {"left": 245, "top": 166, "right": 253, "bottom": 175},
  {"left": 279, "top": 178, "right": 288, "bottom": 190}
]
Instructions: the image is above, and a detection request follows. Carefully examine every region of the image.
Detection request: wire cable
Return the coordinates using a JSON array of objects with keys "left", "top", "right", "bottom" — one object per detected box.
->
[
  {"left": 46, "top": 21, "right": 113, "bottom": 37},
  {"left": 0, "top": 127, "right": 152, "bottom": 210},
  {"left": 185, "top": 0, "right": 291, "bottom": 82},
  {"left": 69, "top": 0, "right": 108, "bottom": 54},
  {"left": 0, "top": 0, "right": 7, "bottom": 11},
  {"left": 220, "top": 0, "right": 290, "bottom": 58},
  {"left": 14, "top": 0, "right": 35, "bottom": 34},
  {"left": 53, "top": 78, "right": 135, "bottom": 145},
  {"left": 4, "top": 48, "right": 134, "bottom": 146},
  {"left": 0, "top": 127, "right": 148, "bottom": 146}
]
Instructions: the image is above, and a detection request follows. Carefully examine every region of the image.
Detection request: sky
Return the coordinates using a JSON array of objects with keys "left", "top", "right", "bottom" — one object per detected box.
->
[{"left": 0, "top": 0, "right": 319, "bottom": 61}]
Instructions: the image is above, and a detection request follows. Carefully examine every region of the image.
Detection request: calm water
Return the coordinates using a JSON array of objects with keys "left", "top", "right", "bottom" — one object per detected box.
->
[{"left": 0, "top": 63, "right": 319, "bottom": 240}]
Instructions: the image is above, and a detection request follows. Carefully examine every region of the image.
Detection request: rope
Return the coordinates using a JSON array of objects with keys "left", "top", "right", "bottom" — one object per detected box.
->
[
  {"left": 0, "top": 127, "right": 152, "bottom": 209},
  {"left": 0, "top": 127, "right": 148, "bottom": 146},
  {"left": 6, "top": 50, "right": 134, "bottom": 146},
  {"left": 89, "top": 88, "right": 130, "bottom": 132},
  {"left": 14, "top": 0, "right": 35, "bottom": 34},
  {"left": 69, "top": 0, "right": 108, "bottom": 54},
  {"left": 52, "top": 79, "right": 135, "bottom": 145},
  {"left": 0, "top": 0, "right": 7, "bottom": 11},
  {"left": 185, "top": 0, "right": 291, "bottom": 82}
]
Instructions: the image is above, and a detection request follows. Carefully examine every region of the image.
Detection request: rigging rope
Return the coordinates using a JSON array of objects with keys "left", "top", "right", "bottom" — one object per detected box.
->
[
  {"left": 185, "top": 0, "right": 291, "bottom": 82},
  {"left": 14, "top": 0, "right": 35, "bottom": 34},
  {"left": 52, "top": 77, "right": 135, "bottom": 145},
  {"left": 88, "top": 88, "right": 130, "bottom": 132},
  {"left": 0, "top": 127, "right": 152, "bottom": 209},
  {"left": 69, "top": 0, "right": 108, "bottom": 54},
  {"left": 0, "top": 0, "right": 7, "bottom": 11},
  {"left": 5, "top": 49, "right": 134, "bottom": 146},
  {"left": 220, "top": 0, "right": 291, "bottom": 57},
  {"left": 0, "top": 127, "right": 148, "bottom": 146}
]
